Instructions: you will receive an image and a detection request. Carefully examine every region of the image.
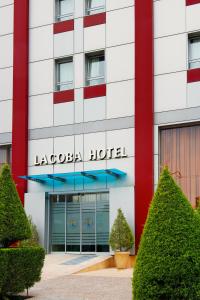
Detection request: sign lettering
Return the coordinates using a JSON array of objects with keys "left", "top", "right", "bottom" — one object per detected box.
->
[{"left": 34, "top": 147, "right": 128, "bottom": 166}]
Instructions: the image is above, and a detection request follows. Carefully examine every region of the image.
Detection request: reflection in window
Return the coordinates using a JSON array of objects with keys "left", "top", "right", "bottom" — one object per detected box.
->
[
  {"left": 86, "top": 0, "right": 105, "bottom": 16},
  {"left": 189, "top": 36, "right": 200, "bottom": 69},
  {"left": 56, "top": 58, "right": 73, "bottom": 91},
  {"left": 57, "top": 0, "right": 74, "bottom": 21},
  {"left": 86, "top": 52, "right": 105, "bottom": 86}
]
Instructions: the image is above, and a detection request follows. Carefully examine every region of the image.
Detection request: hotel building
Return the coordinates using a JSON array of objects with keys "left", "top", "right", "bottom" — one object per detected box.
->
[{"left": 0, "top": 0, "right": 200, "bottom": 253}]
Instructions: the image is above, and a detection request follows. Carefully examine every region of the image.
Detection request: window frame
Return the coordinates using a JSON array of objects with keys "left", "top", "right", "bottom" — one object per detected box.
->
[
  {"left": 188, "top": 34, "right": 200, "bottom": 70},
  {"left": 0, "top": 145, "right": 12, "bottom": 169},
  {"left": 85, "top": 51, "right": 105, "bottom": 87},
  {"left": 55, "top": 57, "right": 74, "bottom": 92},
  {"left": 56, "top": 0, "right": 74, "bottom": 22},
  {"left": 85, "top": 0, "right": 105, "bottom": 16}
]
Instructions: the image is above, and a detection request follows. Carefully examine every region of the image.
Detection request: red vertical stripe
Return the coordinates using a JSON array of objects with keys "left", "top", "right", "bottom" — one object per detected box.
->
[
  {"left": 135, "top": 0, "right": 154, "bottom": 249},
  {"left": 12, "top": 0, "right": 29, "bottom": 204}
]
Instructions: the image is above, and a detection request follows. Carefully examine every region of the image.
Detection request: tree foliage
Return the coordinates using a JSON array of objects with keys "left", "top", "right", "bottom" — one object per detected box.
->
[
  {"left": 0, "top": 164, "right": 44, "bottom": 298},
  {"left": 133, "top": 167, "right": 200, "bottom": 300},
  {"left": 0, "top": 164, "right": 31, "bottom": 247},
  {"left": 109, "top": 208, "right": 134, "bottom": 251},
  {"left": 20, "top": 216, "right": 40, "bottom": 247},
  {"left": 0, "top": 247, "right": 45, "bottom": 295}
]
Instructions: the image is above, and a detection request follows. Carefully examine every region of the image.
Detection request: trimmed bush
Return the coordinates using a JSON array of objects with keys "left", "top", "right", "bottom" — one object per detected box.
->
[
  {"left": 20, "top": 216, "right": 40, "bottom": 247},
  {"left": 109, "top": 208, "right": 134, "bottom": 251},
  {"left": 0, "top": 250, "right": 8, "bottom": 295},
  {"left": 0, "top": 164, "right": 45, "bottom": 298},
  {"left": 0, "top": 164, "right": 31, "bottom": 247},
  {"left": 133, "top": 167, "right": 200, "bottom": 300},
  {"left": 196, "top": 200, "right": 200, "bottom": 215},
  {"left": 0, "top": 247, "right": 45, "bottom": 296}
]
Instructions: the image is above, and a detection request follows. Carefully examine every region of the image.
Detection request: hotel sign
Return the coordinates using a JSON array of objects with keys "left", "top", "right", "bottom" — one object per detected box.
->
[{"left": 34, "top": 147, "right": 128, "bottom": 166}]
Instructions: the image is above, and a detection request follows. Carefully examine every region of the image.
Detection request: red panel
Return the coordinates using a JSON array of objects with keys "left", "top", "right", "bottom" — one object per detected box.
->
[
  {"left": 84, "top": 12, "right": 106, "bottom": 28},
  {"left": 54, "top": 89, "right": 74, "bottom": 104},
  {"left": 135, "top": 0, "right": 154, "bottom": 250},
  {"left": 186, "top": 0, "right": 200, "bottom": 5},
  {"left": 12, "top": 0, "right": 29, "bottom": 204},
  {"left": 84, "top": 84, "right": 106, "bottom": 99},
  {"left": 187, "top": 68, "right": 200, "bottom": 83},
  {"left": 54, "top": 19, "right": 74, "bottom": 34}
]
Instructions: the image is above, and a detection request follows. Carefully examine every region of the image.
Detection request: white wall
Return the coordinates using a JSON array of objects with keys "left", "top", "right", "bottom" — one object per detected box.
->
[
  {"left": 110, "top": 186, "right": 134, "bottom": 252},
  {"left": 106, "top": 7, "right": 134, "bottom": 47},
  {"left": 187, "top": 82, "right": 200, "bottom": 107},
  {"left": 0, "top": 2, "right": 13, "bottom": 135},
  {"left": 0, "top": 68, "right": 13, "bottom": 101},
  {"left": 107, "top": 44, "right": 134, "bottom": 83},
  {"left": 107, "top": 80, "right": 134, "bottom": 118},
  {"left": 54, "top": 31, "right": 74, "bottom": 58},
  {"left": 0, "top": 100, "right": 12, "bottom": 133},
  {"left": 154, "top": 0, "right": 200, "bottom": 185},
  {"left": 28, "top": 0, "right": 135, "bottom": 131},
  {"left": 186, "top": 3, "right": 200, "bottom": 32},
  {"left": 29, "top": 0, "right": 54, "bottom": 28},
  {"left": 0, "top": 4, "right": 13, "bottom": 35},
  {"left": 84, "top": 25, "right": 105, "bottom": 52},
  {"left": 29, "top": 60, "right": 54, "bottom": 96},
  {"left": 154, "top": 0, "right": 186, "bottom": 38},
  {"left": 30, "top": 25, "right": 53, "bottom": 62},
  {"left": 155, "top": 72, "right": 187, "bottom": 113},
  {"left": 25, "top": 192, "right": 47, "bottom": 248},
  {"left": 106, "top": 0, "right": 134, "bottom": 11}
]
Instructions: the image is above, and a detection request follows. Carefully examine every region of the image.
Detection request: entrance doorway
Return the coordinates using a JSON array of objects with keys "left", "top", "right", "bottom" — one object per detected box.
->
[{"left": 50, "top": 192, "right": 109, "bottom": 253}]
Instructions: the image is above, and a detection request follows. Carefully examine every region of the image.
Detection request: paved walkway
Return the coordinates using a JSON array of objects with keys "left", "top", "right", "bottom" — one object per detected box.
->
[
  {"left": 39, "top": 254, "right": 113, "bottom": 280},
  {"left": 21, "top": 255, "right": 133, "bottom": 300}
]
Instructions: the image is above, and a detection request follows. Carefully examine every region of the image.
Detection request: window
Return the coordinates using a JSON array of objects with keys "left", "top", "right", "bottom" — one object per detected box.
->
[
  {"left": 56, "top": 58, "right": 73, "bottom": 91},
  {"left": 86, "top": 52, "right": 105, "bottom": 86},
  {"left": 0, "top": 145, "right": 11, "bottom": 170},
  {"left": 188, "top": 36, "right": 200, "bottom": 69},
  {"left": 86, "top": 0, "right": 105, "bottom": 16},
  {"left": 56, "top": 0, "right": 74, "bottom": 22}
]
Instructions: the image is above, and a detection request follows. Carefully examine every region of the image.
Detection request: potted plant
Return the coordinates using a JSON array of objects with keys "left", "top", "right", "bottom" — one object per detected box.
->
[{"left": 109, "top": 208, "right": 134, "bottom": 269}]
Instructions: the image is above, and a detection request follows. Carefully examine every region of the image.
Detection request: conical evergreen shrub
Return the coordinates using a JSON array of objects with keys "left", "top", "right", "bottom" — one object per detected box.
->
[
  {"left": 133, "top": 167, "right": 200, "bottom": 300},
  {"left": 20, "top": 216, "right": 40, "bottom": 247},
  {"left": 109, "top": 208, "right": 134, "bottom": 251},
  {"left": 0, "top": 164, "right": 31, "bottom": 247}
]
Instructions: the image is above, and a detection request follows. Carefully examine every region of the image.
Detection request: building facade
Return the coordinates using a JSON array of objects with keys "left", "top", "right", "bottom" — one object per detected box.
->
[{"left": 0, "top": 0, "right": 200, "bottom": 253}]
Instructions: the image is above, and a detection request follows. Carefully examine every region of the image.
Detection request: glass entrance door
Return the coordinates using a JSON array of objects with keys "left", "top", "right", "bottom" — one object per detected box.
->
[
  {"left": 66, "top": 194, "right": 80, "bottom": 252},
  {"left": 50, "top": 192, "right": 109, "bottom": 253},
  {"left": 81, "top": 193, "right": 96, "bottom": 252},
  {"left": 51, "top": 194, "right": 65, "bottom": 252}
]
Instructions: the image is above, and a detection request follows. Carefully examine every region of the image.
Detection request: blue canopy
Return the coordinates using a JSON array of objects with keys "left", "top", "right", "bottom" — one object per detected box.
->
[{"left": 20, "top": 168, "right": 126, "bottom": 186}]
